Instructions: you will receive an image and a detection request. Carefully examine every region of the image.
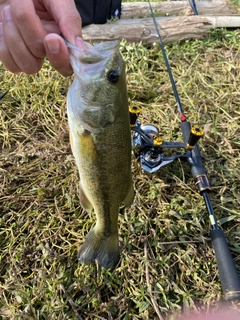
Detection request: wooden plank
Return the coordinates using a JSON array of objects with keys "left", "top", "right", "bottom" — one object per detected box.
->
[
  {"left": 121, "top": 1, "right": 234, "bottom": 19},
  {"left": 82, "top": 15, "right": 240, "bottom": 44}
]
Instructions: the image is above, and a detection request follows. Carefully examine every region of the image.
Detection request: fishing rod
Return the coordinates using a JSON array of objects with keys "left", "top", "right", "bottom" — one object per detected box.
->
[
  {"left": 189, "top": 0, "right": 198, "bottom": 16},
  {"left": 129, "top": 1, "right": 240, "bottom": 300},
  {"left": 0, "top": 90, "right": 8, "bottom": 100}
]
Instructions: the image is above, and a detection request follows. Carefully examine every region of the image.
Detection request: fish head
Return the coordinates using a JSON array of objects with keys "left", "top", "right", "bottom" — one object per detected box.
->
[{"left": 66, "top": 40, "right": 126, "bottom": 133}]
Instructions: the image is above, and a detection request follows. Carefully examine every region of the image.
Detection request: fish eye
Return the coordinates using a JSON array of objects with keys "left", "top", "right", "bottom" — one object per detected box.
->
[{"left": 107, "top": 70, "right": 119, "bottom": 84}]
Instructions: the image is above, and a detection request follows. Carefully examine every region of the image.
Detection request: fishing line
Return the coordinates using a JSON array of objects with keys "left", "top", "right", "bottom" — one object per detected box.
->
[{"left": 147, "top": 0, "right": 186, "bottom": 122}]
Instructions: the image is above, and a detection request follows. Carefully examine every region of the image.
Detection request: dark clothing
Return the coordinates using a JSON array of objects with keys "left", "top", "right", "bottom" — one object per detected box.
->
[{"left": 74, "top": 0, "right": 122, "bottom": 27}]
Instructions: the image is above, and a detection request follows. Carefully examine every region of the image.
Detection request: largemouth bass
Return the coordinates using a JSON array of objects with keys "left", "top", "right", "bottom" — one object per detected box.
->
[{"left": 66, "top": 40, "right": 134, "bottom": 270}]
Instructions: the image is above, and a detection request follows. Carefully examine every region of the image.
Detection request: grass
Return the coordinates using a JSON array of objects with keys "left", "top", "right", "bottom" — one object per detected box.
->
[
  {"left": 1, "top": 19, "right": 240, "bottom": 320},
  {"left": 229, "top": 0, "right": 240, "bottom": 12}
]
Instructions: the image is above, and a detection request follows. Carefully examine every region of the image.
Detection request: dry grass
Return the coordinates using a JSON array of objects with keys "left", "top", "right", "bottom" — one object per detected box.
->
[{"left": 1, "top": 27, "right": 240, "bottom": 319}]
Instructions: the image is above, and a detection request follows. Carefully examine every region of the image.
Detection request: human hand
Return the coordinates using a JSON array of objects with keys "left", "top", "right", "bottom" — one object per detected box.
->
[{"left": 0, "top": 0, "right": 84, "bottom": 76}]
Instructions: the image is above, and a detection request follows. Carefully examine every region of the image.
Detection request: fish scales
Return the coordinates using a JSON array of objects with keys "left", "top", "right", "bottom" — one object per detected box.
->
[{"left": 66, "top": 40, "right": 134, "bottom": 270}]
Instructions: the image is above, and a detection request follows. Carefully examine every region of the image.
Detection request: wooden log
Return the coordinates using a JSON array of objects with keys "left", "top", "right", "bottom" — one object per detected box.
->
[
  {"left": 121, "top": 1, "right": 234, "bottom": 19},
  {"left": 82, "top": 16, "right": 240, "bottom": 44}
]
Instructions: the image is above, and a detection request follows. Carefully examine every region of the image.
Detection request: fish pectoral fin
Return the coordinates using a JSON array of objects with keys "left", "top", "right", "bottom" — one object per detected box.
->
[
  {"left": 123, "top": 183, "right": 135, "bottom": 208},
  {"left": 78, "top": 228, "right": 120, "bottom": 270},
  {"left": 79, "top": 183, "right": 93, "bottom": 211}
]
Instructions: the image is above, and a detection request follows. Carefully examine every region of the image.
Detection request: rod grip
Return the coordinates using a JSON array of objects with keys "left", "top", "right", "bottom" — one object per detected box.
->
[{"left": 211, "top": 228, "right": 240, "bottom": 300}]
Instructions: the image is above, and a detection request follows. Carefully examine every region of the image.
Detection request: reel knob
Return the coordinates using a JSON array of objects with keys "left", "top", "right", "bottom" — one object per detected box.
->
[
  {"left": 186, "top": 125, "right": 204, "bottom": 150},
  {"left": 129, "top": 105, "right": 141, "bottom": 128},
  {"left": 153, "top": 136, "right": 162, "bottom": 146}
]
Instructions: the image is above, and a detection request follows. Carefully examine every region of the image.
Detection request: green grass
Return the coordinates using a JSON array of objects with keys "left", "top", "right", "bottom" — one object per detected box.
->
[
  {"left": 229, "top": 0, "right": 240, "bottom": 12},
  {"left": 1, "top": 19, "right": 240, "bottom": 320}
]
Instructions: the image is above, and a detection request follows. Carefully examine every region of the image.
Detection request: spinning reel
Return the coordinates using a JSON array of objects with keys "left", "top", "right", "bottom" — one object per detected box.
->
[{"left": 129, "top": 106, "right": 210, "bottom": 194}]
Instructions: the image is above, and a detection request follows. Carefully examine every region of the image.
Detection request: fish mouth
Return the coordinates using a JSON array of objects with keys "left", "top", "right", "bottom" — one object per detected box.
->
[{"left": 65, "top": 39, "right": 120, "bottom": 63}]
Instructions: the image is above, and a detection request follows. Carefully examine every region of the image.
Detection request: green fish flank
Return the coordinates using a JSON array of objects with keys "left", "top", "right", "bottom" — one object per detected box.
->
[{"left": 66, "top": 40, "right": 134, "bottom": 270}]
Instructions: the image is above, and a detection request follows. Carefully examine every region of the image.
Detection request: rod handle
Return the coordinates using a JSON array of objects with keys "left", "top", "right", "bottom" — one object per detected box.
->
[{"left": 211, "top": 228, "right": 240, "bottom": 300}]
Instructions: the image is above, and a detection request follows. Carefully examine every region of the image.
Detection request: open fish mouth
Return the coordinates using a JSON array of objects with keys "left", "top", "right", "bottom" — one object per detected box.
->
[{"left": 65, "top": 39, "right": 120, "bottom": 71}]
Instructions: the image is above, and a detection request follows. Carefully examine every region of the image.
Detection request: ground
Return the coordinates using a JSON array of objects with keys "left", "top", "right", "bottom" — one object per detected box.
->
[{"left": 0, "top": 14, "right": 240, "bottom": 320}]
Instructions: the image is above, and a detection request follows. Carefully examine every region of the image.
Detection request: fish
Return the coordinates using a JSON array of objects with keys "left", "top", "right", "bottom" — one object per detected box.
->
[{"left": 66, "top": 40, "right": 134, "bottom": 270}]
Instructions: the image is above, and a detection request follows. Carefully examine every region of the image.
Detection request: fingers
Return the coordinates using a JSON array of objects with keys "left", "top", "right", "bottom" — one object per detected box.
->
[
  {"left": 45, "top": 0, "right": 82, "bottom": 44},
  {"left": 45, "top": 35, "right": 88, "bottom": 77},
  {"left": 0, "top": 0, "right": 84, "bottom": 75},
  {"left": 0, "top": 5, "right": 44, "bottom": 74},
  {"left": 9, "top": 0, "right": 47, "bottom": 58},
  {"left": 44, "top": 34, "right": 73, "bottom": 77},
  {"left": 0, "top": 22, "right": 20, "bottom": 73},
  {"left": 43, "top": 0, "right": 84, "bottom": 77}
]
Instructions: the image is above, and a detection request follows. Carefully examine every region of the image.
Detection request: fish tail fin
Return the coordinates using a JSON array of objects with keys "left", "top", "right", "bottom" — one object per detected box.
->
[{"left": 77, "top": 228, "right": 120, "bottom": 270}]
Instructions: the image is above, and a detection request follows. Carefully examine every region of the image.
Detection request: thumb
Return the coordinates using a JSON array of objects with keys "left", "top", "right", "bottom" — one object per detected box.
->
[{"left": 45, "top": 0, "right": 82, "bottom": 45}]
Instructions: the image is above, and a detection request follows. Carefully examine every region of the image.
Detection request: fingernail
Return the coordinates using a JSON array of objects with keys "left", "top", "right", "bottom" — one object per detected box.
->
[
  {"left": 58, "top": 68, "right": 73, "bottom": 77},
  {"left": 3, "top": 5, "right": 13, "bottom": 21},
  {"left": 46, "top": 38, "right": 60, "bottom": 54},
  {"left": 75, "top": 37, "right": 86, "bottom": 49},
  {"left": 0, "top": 22, "right": 3, "bottom": 36}
]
